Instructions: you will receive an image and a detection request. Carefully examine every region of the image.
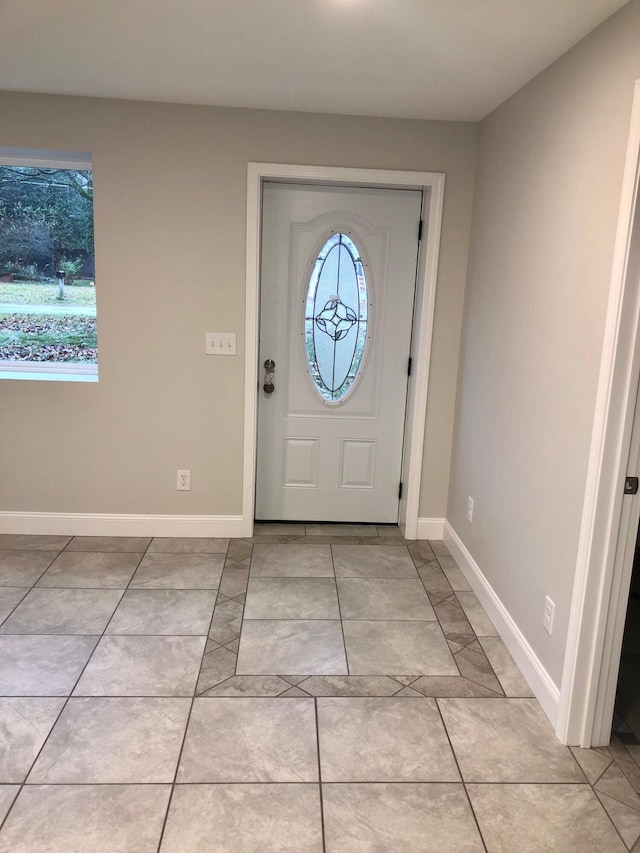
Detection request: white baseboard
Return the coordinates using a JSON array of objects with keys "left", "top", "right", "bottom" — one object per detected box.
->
[
  {"left": 443, "top": 521, "right": 560, "bottom": 728},
  {"left": 416, "top": 517, "right": 446, "bottom": 539},
  {"left": 0, "top": 512, "right": 246, "bottom": 538}
]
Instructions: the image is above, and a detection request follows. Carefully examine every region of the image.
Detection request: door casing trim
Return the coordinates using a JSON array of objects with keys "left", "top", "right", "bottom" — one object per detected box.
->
[
  {"left": 243, "top": 163, "right": 446, "bottom": 537},
  {"left": 556, "top": 79, "right": 640, "bottom": 745}
]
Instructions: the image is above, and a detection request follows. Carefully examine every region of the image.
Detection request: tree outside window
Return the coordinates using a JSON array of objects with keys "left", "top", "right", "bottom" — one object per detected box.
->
[{"left": 0, "top": 151, "right": 97, "bottom": 380}]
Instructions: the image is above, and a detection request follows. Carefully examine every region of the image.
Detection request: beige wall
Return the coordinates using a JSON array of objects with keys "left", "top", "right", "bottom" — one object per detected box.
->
[
  {"left": 0, "top": 94, "right": 477, "bottom": 518},
  {"left": 448, "top": 0, "right": 640, "bottom": 686}
]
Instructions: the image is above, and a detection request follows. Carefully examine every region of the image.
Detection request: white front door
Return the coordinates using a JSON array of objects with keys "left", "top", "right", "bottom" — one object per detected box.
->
[{"left": 256, "top": 182, "right": 422, "bottom": 522}]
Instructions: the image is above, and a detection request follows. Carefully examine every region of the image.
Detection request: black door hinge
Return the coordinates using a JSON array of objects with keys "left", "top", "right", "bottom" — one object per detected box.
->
[
  {"left": 417, "top": 220, "right": 423, "bottom": 241},
  {"left": 407, "top": 357, "right": 412, "bottom": 377},
  {"left": 398, "top": 481, "right": 403, "bottom": 500},
  {"left": 625, "top": 476, "right": 639, "bottom": 495}
]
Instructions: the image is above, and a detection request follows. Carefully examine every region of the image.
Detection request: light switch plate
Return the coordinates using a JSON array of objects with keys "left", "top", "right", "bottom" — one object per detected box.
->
[{"left": 206, "top": 332, "right": 236, "bottom": 355}]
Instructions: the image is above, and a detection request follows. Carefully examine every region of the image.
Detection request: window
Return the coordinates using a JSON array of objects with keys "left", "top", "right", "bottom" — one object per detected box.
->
[
  {"left": 0, "top": 148, "right": 97, "bottom": 382},
  {"left": 304, "top": 232, "right": 368, "bottom": 402}
]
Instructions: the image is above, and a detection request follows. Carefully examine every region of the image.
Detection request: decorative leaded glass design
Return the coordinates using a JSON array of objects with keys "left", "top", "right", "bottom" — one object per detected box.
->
[{"left": 305, "top": 232, "right": 368, "bottom": 402}]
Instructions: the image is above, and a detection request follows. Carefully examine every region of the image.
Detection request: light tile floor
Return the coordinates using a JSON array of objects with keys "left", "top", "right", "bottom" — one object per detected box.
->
[{"left": 0, "top": 526, "right": 639, "bottom": 851}]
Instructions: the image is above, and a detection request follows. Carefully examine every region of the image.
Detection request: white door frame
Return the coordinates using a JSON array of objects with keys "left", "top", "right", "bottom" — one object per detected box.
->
[
  {"left": 242, "top": 163, "right": 446, "bottom": 538},
  {"left": 557, "top": 80, "right": 640, "bottom": 746}
]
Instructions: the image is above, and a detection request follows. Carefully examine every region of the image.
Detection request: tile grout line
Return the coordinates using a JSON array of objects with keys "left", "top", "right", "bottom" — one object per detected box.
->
[
  {"left": 452, "top": 649, "right": 506, "bottom": 699},
  {"left": 58, "top": 537, "right": 76, "bottom": 555},
  {"left": 27, "top": 585, "right": 221, "bottom": 591},
  {"left": 331, "top": 545, "right": 350, "bottom": 677},
  {"left": 609, "top": 733, "right": 640, "bottom": 771},
  {"left": 314, "top": 697, "right": 328, "bottom": 853},
  {"left": 153, "top": 689, "right": 196, "bottom": 851},
  {"left": 155, "top": 558, "right": 224, "bottom": 852},
  {"left": 0, "top": 779, "right": 635, "bottom": 787},
  {"left": 215, "top": 539, "right": 252, "bottom": 680},
  {"left": 412, "top": 548, "right": 465, "bottom": 678},
  {"left": 593, "top": 788, "right": 635, "bottom": 851},
  {"left": 13, "top": 549, "right": 58, "bottom": 589},
  {"left": 580, "top": 753, "right": 614, "bottom": 791},
  {"left": 593, "top": 775, "right": 640, "bottom": 816},
  {"left": 0, "top": 588, "right": 32, "bottom": 632},
  {"left": 195, "top": 584, "right": 234, "bottom": 696},
  {"left": 433, "top": 697, "right": 489, "bottom": 853},
  {"left": 235, "top": 617, "right": 460, "bottom": 623},
  {"left": 0, "top": 632, "right": 215, "bottom": 638}
]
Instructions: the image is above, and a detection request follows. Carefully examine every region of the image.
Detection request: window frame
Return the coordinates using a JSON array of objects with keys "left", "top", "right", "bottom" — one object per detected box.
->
[{"left": 0, "top": 147, "right": 98, "bottom": 383}]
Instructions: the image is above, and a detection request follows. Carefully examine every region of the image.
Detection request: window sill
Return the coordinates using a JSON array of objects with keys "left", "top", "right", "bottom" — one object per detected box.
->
[{"left": 0, "top": 361, "right": 98, "bottom": 382}]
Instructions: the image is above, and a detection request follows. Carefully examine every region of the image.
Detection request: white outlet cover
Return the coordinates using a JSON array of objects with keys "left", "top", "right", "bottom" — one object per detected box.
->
[
  {"left": 176, "top": 469, "right": 191, "bottom": 491},
  {"left": 466, "top": 497, "right": 474, "bottom": 523}
]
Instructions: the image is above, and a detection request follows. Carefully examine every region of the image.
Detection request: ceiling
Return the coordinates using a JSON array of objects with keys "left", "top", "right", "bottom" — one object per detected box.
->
[{"left": 0, "top": 0, "right": 629, "bottom": 121}]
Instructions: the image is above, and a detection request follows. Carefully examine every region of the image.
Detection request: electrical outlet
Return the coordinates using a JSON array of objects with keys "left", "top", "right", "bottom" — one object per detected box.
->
[
  {"left": 205, "top": 332, "right": 236, "bottom": 355},
  {"left": 543, "top": 595, "right": 555, "bottom": 635},
  {"left": 466, "top": 496, "right": 474, "bottom": 523},
  {"left": 176, "top": 469, "right": 191, "bottom": 491}
]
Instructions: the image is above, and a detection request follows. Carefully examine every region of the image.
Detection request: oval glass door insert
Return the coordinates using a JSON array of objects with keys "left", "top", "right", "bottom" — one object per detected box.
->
[{"left": 305, "top": 232, "right": 368, "bottom": 402}]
